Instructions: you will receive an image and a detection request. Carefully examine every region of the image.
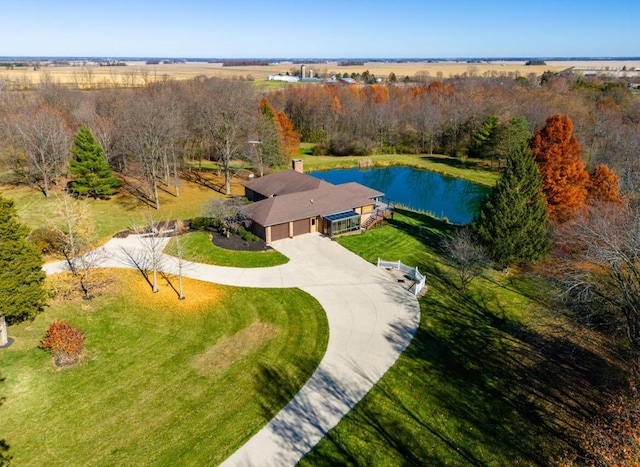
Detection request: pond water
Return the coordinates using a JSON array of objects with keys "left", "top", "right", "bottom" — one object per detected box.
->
[{"left": 308, "top": 166, "right": 489, "bottom": 224}]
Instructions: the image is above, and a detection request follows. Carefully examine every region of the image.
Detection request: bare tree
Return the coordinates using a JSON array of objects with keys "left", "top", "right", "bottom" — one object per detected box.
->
[
  {"left": 10, "top": 105, "right": 71, "bottom": 196},
  {"left": 202, "top": 197, "right": 249, "bottom": 237},
  {"left": 119, "top": 84, "right": 182, "bottom": 208},
  {"left": 186, "top": 78, "right": 256, "bottom": 196},
  {"left": 170, "top": 229, "right": 189, "bottom": 300},
  {"left": 51, "top": 193, "right": 105, "bottom": 299},
  {"left": 552, "top": 200, "right": 640, "bottom": 352},
  {"left": 130, "top": 213, "right": 171, "bottom": 293},
  {"left": 442, "top": 228, "right": 491, "bottom": 291}
]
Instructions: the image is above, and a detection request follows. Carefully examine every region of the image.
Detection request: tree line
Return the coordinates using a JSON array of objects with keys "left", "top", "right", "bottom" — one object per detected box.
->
[{"left": 0, "top": 78, "right": 298, "bottom": 208}]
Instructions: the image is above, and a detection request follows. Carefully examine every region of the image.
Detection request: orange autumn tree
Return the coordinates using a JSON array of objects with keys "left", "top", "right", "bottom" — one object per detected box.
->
[
  {"left": 531, "top": 114, "right": 590, "bottom": 221},
  {"left": 276, "top": 110, "right": 300, "bottom": 163},
  {"left": 587, "top": 164, "right": 622, "bottom": 204}
]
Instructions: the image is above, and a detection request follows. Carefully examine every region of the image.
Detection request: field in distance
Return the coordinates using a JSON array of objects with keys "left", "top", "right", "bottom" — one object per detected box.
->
[
  {"left": 0, "top": 60, "right": 582, "bottom": 87},
  {"left": 2, "top": 59, "right": 639, "bottom": 88}
]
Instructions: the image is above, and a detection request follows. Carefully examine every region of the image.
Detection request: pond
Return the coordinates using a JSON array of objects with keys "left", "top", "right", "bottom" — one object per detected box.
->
[{"left": 308, "top": 166, "right": 490, "bottom": 224}]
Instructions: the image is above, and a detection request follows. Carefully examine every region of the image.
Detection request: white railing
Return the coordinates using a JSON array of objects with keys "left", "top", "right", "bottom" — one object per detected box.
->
[{"left": 377, "top": 258, "right": 426, "bottom": 296}]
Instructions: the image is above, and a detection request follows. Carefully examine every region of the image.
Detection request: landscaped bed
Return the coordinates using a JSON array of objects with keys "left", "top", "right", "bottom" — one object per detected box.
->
[
  {"left": 164, "top": 231, "right": 289, "bottom": 268},
  {"left": 1, "top": 269, "right": 327, "bottom": 465}
]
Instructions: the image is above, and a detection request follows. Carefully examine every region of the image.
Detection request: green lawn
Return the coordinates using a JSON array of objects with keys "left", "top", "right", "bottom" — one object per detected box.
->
[
  {"left": 164, "top": 231, "right": 289, "bottom": 268},
  {"left": 301, "top": 209, "right": 600, "bottom": 465},
  {"left": 1, "top": 269, "right": 328, "bottom": 466},
  {"left": 298, "top": 148, "right": 499, "bottom": 187}
]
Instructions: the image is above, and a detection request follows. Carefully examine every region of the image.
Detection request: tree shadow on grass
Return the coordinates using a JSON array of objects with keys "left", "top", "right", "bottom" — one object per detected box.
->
[
  {"left": 409, "top": 283, "right": 625, "bottom": 463},
  {"left": 420, "top": 155, "right": 490, "bottom": 172},
  {"left": 302, "top": 279, "right": 627, "bottom": 465},
  {"left": 390, "top": 208, "right": 455, "bottom": 250},
  {"left": 180, "top": 169, "right": 226, "bottom": 194}
]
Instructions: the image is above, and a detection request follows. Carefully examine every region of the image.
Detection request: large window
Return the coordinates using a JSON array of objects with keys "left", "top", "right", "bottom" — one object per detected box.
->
[{"left": 324, "top": 211, "right": 361, "bottom": 237}]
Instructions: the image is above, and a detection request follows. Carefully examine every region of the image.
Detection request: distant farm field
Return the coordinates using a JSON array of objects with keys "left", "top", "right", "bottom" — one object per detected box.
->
[{"left": 0, "top": 60, "right": 577, "bottom": 88}]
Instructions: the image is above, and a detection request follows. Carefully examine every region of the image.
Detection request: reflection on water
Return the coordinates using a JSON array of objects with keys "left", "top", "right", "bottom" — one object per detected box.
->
[{"left": 309, "top": 166, "right": 489, "bottom": 224}]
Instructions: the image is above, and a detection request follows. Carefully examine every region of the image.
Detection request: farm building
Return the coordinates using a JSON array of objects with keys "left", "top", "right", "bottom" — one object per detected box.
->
[{"left": 241, "top": 159, "right": 386, "bottom": 243}]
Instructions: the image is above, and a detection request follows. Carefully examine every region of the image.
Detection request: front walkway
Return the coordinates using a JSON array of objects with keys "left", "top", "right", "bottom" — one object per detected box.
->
[{"left": 44, "top": 233, "right": 421, "bottom": 466}]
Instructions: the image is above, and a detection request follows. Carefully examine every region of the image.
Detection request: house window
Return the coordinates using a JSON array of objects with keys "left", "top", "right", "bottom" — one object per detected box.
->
[{"left": 324, "top": 211, "right": 361, "bottom": 237}]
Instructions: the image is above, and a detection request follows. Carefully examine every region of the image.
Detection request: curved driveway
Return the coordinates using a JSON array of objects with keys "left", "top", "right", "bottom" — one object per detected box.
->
[{"left": 44, "top": 233, "right": 421, "bottom": 466}]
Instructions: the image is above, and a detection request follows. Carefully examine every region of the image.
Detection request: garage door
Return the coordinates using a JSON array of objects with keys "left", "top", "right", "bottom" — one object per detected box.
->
[
  {"left": 293, "top": 218, "right": 310, "bottom": 236},
  {"left": 270, "top": 223, "right": 289, "bottom": 241}
]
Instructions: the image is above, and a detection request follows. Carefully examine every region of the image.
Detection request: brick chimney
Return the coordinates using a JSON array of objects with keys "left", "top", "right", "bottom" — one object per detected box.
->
[{"left": 292, "top": 158, "right": 303, "bottom": 173}]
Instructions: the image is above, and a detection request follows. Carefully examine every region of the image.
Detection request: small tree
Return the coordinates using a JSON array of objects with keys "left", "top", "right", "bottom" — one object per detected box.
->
[
  {"left": 442, "top": 228, "right": 491, "bottom": 291},
  {"left": 587, "top": 164, "right": 621, "bottom": 204},
  {"left": 68, "top": 125, "right": 121, "bottom": 198},
  {"left": 276, "top": 111, "right": 300, "bottom": 164},
  {"left": 202, "top": 198, "right": 249, "bottom": 238},
  {"left": 40, "top": 319, "right": 85, "bottom": 367},
  {"left": 472, "top": 115, "right": 499, "bottom": 163},
  {"left": 132, "top": 213, "right": 168, "bottom": 293}
]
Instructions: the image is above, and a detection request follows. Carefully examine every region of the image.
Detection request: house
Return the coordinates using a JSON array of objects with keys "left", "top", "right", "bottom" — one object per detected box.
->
[{"left": 241, "top": 159, "right": 385, "bottom": 243}]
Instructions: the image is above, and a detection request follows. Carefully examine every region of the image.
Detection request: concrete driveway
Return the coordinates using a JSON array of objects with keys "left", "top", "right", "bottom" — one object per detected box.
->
[{"left": 44, "top": 233, "right": 421, "bottom": 466}]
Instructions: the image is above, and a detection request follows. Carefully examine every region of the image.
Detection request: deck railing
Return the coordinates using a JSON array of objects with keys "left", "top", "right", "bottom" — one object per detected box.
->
[{"left": 377, "top": 258, "right": 426, "bottom": 296}]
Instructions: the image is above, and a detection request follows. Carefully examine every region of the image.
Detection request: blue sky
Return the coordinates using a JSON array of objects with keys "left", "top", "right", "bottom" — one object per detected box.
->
[{"left": 2, "top": 0, "right": 639, "bottom": 58}]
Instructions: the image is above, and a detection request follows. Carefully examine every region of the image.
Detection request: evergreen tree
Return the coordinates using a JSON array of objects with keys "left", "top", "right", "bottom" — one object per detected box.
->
[
  {"left": 472, "top": 115, "right": 499, "bottom": 161},
  {"left": 0, "top": 194, "right": 47, "bottom": 325},
  {"left": 257, "top": 98, "right": 285, "bottom": 172},
  {"left": 68, "top": 125, "right": 121, "bottom": 198},
  {"left": 496, "top": 117, "right": 531, "bottom": 163},
  {"left": 472, "top": 143, "right": 550, "bottom": 269}
]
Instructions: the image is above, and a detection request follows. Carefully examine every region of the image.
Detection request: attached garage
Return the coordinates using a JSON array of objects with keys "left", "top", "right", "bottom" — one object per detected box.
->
[
  {"left": 293, "top": 218, "right": 310, "bottom": 236},
  {"left": 270, "top": 222, "right": 290, "bottom": 241}
]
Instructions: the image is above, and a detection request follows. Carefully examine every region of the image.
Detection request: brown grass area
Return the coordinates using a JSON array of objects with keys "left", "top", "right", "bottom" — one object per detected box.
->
[
  {"left": 190, "top": 321, "right": 280, "bottom": 375},
  {"left": 47, "top": 268, "right": 226, "bottom": 314},
  {"left": 125, "top": 268, "right": 226, "bottom": 313}
]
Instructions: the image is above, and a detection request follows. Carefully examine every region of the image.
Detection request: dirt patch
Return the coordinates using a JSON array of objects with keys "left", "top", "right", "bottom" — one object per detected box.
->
[
  {"left": 191, "top": 321, "right": 279, "bottom": 375},
  {"left": 210, "top": 230, "right": 272, "bottom": 252}
]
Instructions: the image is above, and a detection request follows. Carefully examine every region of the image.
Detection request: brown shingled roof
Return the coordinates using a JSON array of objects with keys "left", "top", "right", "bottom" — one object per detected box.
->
[
  {"left": 242, "top": 169, "right": 331, "bottom": 198},
  {"left": 241, "top": 182, "right": 383, "bottom": 227}
]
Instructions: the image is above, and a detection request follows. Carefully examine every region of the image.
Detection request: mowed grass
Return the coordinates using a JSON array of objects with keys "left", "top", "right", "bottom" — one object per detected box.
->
[
  {"left": 301, "top": 208, "right": 609, "bottom": 464},
  {"left": 298, "top": 149, "right": 499, "bottom": 187},
  {"left": 1, "top": 175, "right": 245, "bottom": 243},
  {"left": 1, "top": 269, "right": 328, "bottom": 466},
  {"left": 164, "top": 231, "right": 289, "bottom": 268}
]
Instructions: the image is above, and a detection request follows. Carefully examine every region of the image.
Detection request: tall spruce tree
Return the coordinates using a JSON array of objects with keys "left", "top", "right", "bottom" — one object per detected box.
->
[
  {"left": 472, "top": 143, "right": 550, "bottom": 269},
  {"left": 0, "top": 194, "right": 47, "bottom": 324},
  {"left": 68, "top": 125, "right": 121, "bottom": 198}
]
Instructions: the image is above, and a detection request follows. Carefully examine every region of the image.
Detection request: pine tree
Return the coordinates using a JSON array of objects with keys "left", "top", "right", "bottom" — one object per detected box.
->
[
  {"left": 472, "top": 143, "right": 550, "bottom": 269},
  {"left": 531, "top": 114, "right": 589, "bottom": 221},
  {"left": 257, "top": 98, "right": 285, "bottom": 172},
  {"left": 68, "top": 125, "right": 121, "bottom": 198},
  {"left": 0, "top": 194, "right": 47, "bottom": 324},
  {"left": 472, "top": 115, "right": 499, "bottom": 161}
]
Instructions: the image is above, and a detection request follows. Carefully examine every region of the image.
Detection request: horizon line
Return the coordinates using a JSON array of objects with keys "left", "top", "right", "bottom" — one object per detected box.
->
[{"left": 1, "top": 56, "right": 640, "bottom": 62}]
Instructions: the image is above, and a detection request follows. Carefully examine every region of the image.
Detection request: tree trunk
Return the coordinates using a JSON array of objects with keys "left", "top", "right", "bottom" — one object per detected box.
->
[{"left": 0, "top": 316, "right": 8, "bottom": 347}]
